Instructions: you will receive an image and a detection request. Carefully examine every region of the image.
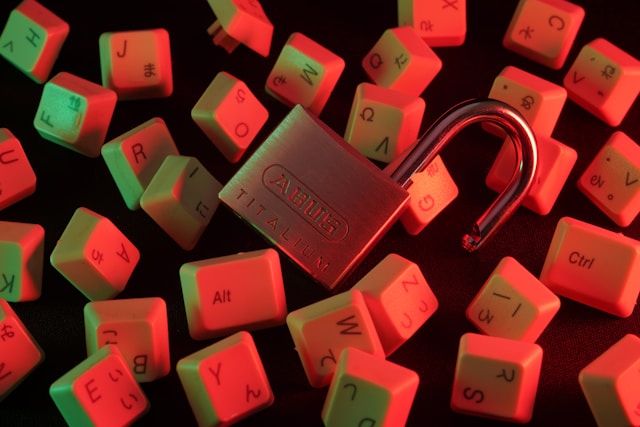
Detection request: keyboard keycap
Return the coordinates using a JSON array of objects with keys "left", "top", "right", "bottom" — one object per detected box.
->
[
  {"left": 179, "top": 248, "right": 287, "bottom": 340},
  {"left": 539, "top": 216, "right": 640, "bottom": 317},
  {"left": 343, "top": 82, "right": 425, "bottom": 163},
  {"left": 352, "top": 253, "right": 438, "bottom": 356},
  {"left": 466, "top": 256, "right": 560, "bottom": 342},
  {"left": 321, "top": 347, "right": 419, "bottom": 427},
  {"left": 176, "top": 330, "right": 274, "bottom": 426},
  {"left": 0, "top": 0, "right": 69, "bottom": 83},
  {"left": 563, "top": 37, "right": 640, "bottom": 126},
  {"left": 398, "top": 154, "right": 459, "bottom": 235},
  {"left": 484, "top": 65, "right": 567, "bottom": 138},
  {"left": 101, "top": 117, "right": 180, "bottom": 211},
  {"left": 502, "top": 0, "right": 585, "bottom": 69},
  {"left": 99, "top": 28, "right": 173, "bottom": 100},
  {"left": 192, "top": 71, "right": 269, "bottom": 163},
  {"left": 0, "top": 128, "right": 36, "bottom": 211},
  {"left": 579, "top": 333, "right": 640, "bottom": 427},
  {"left": 397, "top": 0, "right": 466, "bottom": 47},
  {"left": 49, "top": 344, "right": 149, "bottom": 427},
  {"left": 33, "top": 71, "right": 117, "bottom": 158},
  {"left": 362, "top": 26, "right": 442, "bottom": 97},
  {"left": 578, "top": 131, "right": 640, "bottom": 227},
  {"left": 450, "top": 332, "right": 543, "bottom": 423},
  {"left": 140, "top": 155, "right": 222, "bottom": 250},
  {"left": 0, "top": 220, "right": 44, "bottom": 302},
  {"left": 84, "top": 297, "right": 171, "bottom": 383},
  {"left": 50, "top": 207, "right": 140, "bottom": 301},
  {"left": 286, "top": 289, "right": 384, "bottom": 388},
  {"left": 205, "top": 0, "right": 273, "bottom": 57},
  {"left": 486, "top": 133, "right": 577, "bottom": 215},
  {"left": 0, "top": 298, "right": 44, "bottom": 401},
  {"left": 265, "top": 32, "right": 345, "bottom": 115}
]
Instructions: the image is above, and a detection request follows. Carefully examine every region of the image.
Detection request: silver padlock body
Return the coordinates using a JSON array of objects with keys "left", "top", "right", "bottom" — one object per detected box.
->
[{"left": 219, "top": 105, "right": 410, "bottom": 291}]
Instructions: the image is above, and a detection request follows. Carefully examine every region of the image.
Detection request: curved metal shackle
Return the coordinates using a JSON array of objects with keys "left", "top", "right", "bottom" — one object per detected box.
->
[{"left": 389, "top": 98, "right": 538, "bottom": 252}]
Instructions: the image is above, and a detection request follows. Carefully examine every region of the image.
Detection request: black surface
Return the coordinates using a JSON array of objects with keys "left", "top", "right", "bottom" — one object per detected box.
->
[{"left": 1, "top": 1, "right": 639, "bottom": 426}]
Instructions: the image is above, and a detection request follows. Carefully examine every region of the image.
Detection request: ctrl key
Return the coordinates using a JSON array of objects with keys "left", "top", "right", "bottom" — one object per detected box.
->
[{"left": 49, "top": 344, "right": 149, "bottom": 427}]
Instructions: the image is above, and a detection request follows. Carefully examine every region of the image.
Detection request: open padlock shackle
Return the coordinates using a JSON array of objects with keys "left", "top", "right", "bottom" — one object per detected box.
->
[{"left": 390, "top": 98, "right": 539, "bottom": 252}]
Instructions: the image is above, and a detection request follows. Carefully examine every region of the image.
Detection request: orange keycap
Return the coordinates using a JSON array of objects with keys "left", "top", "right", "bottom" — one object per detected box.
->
[
  {"left": 101, "top": 117, "right": 180, "bottom": 211},
  {"left": 99, "top": 28, "right": 173, "bottom": 100},
  {"left": 49, "top": 344, "right": 149, "bottom": 427},
  {"left": 286, "top": 289, "right": 384, "bottom": 388},
  {"left": 0, "top": 128, "right": 36, "bottom": 211},
  {"left": 84, "top": 297, "right": 171, "bottom": 383},
  {"left": 563, "top": 38, "right": 640, "bottom": 126},
  {"left": 485, "top": 65, "right": 567, "bottom": 138},
  {"left": 397, "top": 0, "right": 466, "bottom": 47},
  {"left": 33, "top": 71, "right": 117, "bottom": 158},
  {"left": 503, "top": 0, "right": 585, "bottom": 69},
  {"left": 466, "top": 256, "right": 560, "bottom": 342},
  {"left": 579, "top": 334, "right": 640, "bottom": 427},
  {"left": 50, "top": 207, "right": 140, "bottom": 301},
  {"left": 205, "top": 0, "right": 273, "bottom": 57},
  {"left": 486, "top": 133, "right": 577, "bottom": 215},
  {"left": 179, "top": 248, "right": 287, "bottom": 340},
  {"left": 398, "top": 154, "right": 459, "bottom": 235},
  {"left": 0, "top": 220, "right": 44, "bottom": 302},
  {"left": 140, "top": 155, "right": 222, "bottom": 250},
  {"left": 352, "top": 253, "right": 438, "bottom": 356},
  {"left": 265, "top": 32, "right": 345, "bottom": 115},
  {"left": 0, "top": 298, "right": 45, "bottom": 401},
  {"left": 539, "top": 216, "right": 640, "bottom": 317},
  {"left": 362, "top": 26, "right": 442, "bottom": 97},
  {"left": 343, "top": 82, "right": 425, "bottom": 163},
  {"left": 192, "top": 71, "right": 269, "bottom": 163},
  {"left": 176, "top": 331, "right": 274, "bottom": 426},
  {"left": 578, "top": 131, "right": 640, "bottom": 227},
  {"left": 0, "top": 0, "right": 69, "bottom": 83},
  {"left": 450, "top": 332, "right": 543, "bottom": 423},
  {"left": 321, "top": 347, "right": 420, "bottom": 427}
]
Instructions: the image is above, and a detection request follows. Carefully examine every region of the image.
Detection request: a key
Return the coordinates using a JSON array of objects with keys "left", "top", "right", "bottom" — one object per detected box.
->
[
  {"left": 49, "top": 207, "right": 140, "bottom": 301},
  {"left": 321, "top": 347, "right": 420, "bottom": 427},
  {"left": 0, "top": 298, "right": 45, "bottom": 402},
  {"left": 397, "top": 0, "right": 466, "bottom": 47},
  {"left": 33, "top": 71, "right": 117, "bottom": 158},
  {"left": 219, "top": 98, "right": 538, "bottom": 291},
  {"left": 352, "top": 253, "right": 438, "bottom": 356},
  {"left": 101, "top": 117, "right": 180, "bottom": 211},
  {"left": 579, "top": 333, "right": 640, "bottom": 427},
  {"left": 362, "top": 26, "right": 442, "bottom": 97},
  {"left": 205, "top": 0, "right": 273, "bottom": 57},
  {"left": 0, "top": 220, "right": 44, "bottom": 302},
  {"left": 539, "top": 216, "right": 640, "bottom": 317},
  {"left": 49, "top": 344, "right": 149, "bottom": 427},
  {"left": 563, "top": 37, "right": 640, "bottom": 126},
  {"left": 176, "top": 330, "right": 274, "bottom": 426},
  {"left": 0, "top": 0, "right": 69, "bottom": 83},
  {"left": 577, "top": 130, "right": 640, "bottom": 227},
  {"left": 265, "top": 32, "right": 345, "bottom": 115},
  {"left": 191, "top": 71, "right": 269, "bottom": 163},
  {"left": 178, "top": 248, "right": 287, "bottom": 340},
  {"left": 343, "top": 82, "right": 425, "bottom": 163},
  {"left": 503, "top": 0, "right": 585, "bottom": 69},
  {"left": 0, "top": 128, "right": 36, "bottom": 211},
  {"left": 466, "top": 256, "right": 561, "bottom": 342},
  {"left": 140, "top": 155, "right": 223, "bottom": 251},
  {"left": 99, "top": 28, "right": 173, "bottom": 100},
  {"left": 84, "top": 297, "right": 171, "bottom": 383},
  {"left": 450, "top": 332, "right": 543, "bottom": 423}
]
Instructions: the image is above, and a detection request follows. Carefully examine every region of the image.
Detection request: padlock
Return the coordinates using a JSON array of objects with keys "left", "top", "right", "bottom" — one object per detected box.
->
[{"left": 218, "top": 98, "right": 538, "bottom": 292}]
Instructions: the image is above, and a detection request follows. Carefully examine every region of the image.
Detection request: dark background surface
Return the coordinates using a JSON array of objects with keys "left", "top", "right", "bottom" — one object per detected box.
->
[{"left": 1, "top": 0, "right": 639, "bottom": 425}]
